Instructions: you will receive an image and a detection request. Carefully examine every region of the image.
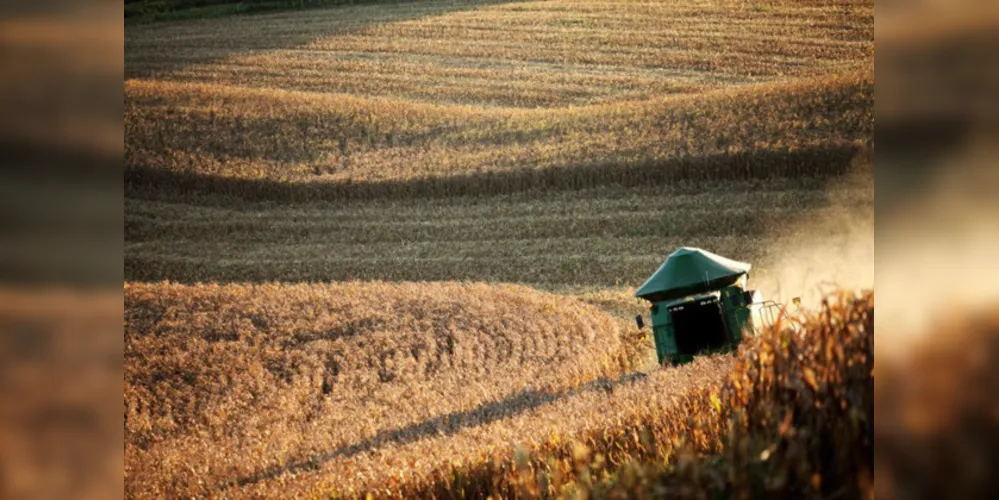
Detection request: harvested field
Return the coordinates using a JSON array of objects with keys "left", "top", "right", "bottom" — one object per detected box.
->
[
  {"left": 125, "top": 0, "right": 873, "bottom": 190},
  {"left": 125, "top": 74, "right": 872, "bottom": 187},
  {"left": 124, "top": 0, "right": 874, "bottom": 287},
  {"left": 124, "top": 0, "right": 876, "bottom": 497},
  {"left": 126, "top": 0, "right": 873, "bottom": 107},
  {"left": 125, "top": 170, "right": 873, "bottom": 287}
]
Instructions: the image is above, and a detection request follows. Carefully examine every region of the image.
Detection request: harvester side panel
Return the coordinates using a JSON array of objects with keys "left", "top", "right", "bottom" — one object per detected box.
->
[{"left": 650, "top": 303, "right": 677, "bottom": 363}]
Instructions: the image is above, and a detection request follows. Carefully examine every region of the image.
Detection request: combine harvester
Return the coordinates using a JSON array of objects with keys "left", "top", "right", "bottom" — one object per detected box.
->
[{"left": 634, "top": 247, "right": 795, "bottom": 366}]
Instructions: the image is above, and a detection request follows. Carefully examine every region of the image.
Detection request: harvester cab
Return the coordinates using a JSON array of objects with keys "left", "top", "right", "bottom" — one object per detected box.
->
[{"left": 634, "top": 247, "right": 791, "bottom": 366}]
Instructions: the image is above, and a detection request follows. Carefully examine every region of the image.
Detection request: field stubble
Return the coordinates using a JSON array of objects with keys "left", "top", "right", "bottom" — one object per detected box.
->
[
  {"left": 125, "top": 75, "right": 872, "bottom": 189},
  {"left": 125, "top": 0, "right": 873, "bottom": 191},
  {"left": 126, "top": 0, "right": 873, "bottom": 107},
  {"left": 125, "top": 169, "right": 873, "bottom": 287},
  {"left": 124, "top": 0, "right": 874, "bottom": 289}
]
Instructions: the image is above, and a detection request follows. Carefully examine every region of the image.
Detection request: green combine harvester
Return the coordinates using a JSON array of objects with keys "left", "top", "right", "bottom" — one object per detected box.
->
[{"left": 634, "top": 247, "right": 788, "bottom": 366}]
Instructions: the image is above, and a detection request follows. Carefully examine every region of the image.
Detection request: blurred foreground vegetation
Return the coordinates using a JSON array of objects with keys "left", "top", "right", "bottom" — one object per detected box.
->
[{"left": 393, "top": 292, "right": 874, "bottom": 498}]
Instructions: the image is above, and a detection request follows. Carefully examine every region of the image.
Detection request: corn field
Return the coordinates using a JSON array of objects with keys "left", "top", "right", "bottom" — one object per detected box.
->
[
  {"left": 125, "top": 0, "right": 873, "bottom": 194},
  {"left": 124, "top": 282, "right": 874, "bottom": 498},
  {"left": 124, "top": 0, "right": 874, "bottom": 287},
  {"left": 124, "top": 281, "right": 627, "bottom": 496},
  {"left": 126, "top": 0, "right": 873, "bottom": 106},
  {"left": 124, "top": 0, "right": 877, "bottom": 497},
  {"left": 125, "top": 164, "right": 873, "bottom": 286},
  {"left": 125, "top": 75, "right": 872, "bottom": 196}
]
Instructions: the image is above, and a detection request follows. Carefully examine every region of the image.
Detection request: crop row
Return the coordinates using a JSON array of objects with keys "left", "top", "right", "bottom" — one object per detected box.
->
[
  {"left": 385, "top": 291, "right": 875, "bottom": 499},
  {"left": 126, "top": 0, "right": 872, "bottom": 107},
  {"left": 125, "top": 74, "right": 872, "bottom": 192},
  {"left": 124, "top": 167, "right": 873, "bottom": 287},
  {"left": 127, "top": 288, "right": 873, "bottom": 498},
  {"left": 124, "top": 281, "right": 622, "bottom": 497}
]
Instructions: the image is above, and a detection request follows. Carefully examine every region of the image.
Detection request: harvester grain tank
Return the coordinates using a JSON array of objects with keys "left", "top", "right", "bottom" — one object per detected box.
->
[{"left": 634, "top": 247, "right": 782, "bottom": 366}]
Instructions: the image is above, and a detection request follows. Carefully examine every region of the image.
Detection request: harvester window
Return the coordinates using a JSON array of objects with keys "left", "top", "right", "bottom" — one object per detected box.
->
[{"left": 668, "top": 297, "right": 729, "bottom": 355}]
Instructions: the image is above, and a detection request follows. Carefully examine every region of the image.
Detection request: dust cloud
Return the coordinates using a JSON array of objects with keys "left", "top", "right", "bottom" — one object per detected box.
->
[{"left": 757, "top": 156, "right": 875, "bottom": 310}]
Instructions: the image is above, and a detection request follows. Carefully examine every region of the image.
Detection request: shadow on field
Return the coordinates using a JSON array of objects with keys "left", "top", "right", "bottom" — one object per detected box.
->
[
  {"left": 125, "top": 0, "right": 520, "bottom": 80},
  {"left": 125, "top": 146, "right": 860, "bottom": 204},
  {"left": 219, "top": 370, "right": 653, "bottom": 492}
]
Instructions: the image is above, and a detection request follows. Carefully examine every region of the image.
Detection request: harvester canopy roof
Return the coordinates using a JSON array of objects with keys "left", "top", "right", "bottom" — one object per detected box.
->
[{"left": 634, "top": 247, "right": 751, "bottom": 301}]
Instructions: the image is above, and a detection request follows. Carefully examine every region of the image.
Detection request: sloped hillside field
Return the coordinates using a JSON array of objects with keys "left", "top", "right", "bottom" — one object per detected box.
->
[
  {"left": 124, "top": 281, "right": 626, "bottom": 496},
  {"left": 124, "top": 282, "right": 873, "bottom": 497},
  {"left": 124, "top": 0, "right": 875, "bottom": 497},
  {"left": 125, "top": 0, "right": 873, "bottom": 288}
]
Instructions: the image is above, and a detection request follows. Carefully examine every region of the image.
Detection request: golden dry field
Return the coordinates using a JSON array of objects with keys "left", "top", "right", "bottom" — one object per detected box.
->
[
  {"left": 125, "top": 0, "right": 873, "bottom": 288},
  {"left": 125, "top": 0, "right": 875, "bottom": 497},
  {"left": 125, "top": 173, "right": 872, "bottom": 286},
  {"left": 125, "top": 75, "right": 871, "bottom": 184},
  {"left": 126, "top": 0, "right": 872, "bottom": 107},
  {"left": 124, "top": 283, "right": 873, "bottom": 497},
  {"left": 124, "top": 281, "right": 630, "bottom": 496}
]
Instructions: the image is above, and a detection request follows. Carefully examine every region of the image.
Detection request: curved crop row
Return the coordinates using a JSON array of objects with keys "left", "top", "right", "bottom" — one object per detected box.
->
[
  {"left": 220, "top": 291, "right": 872, "bottom": 498},
  {"left": 240, "top": 355, "right": 733, "bottom": 498},
  {"left": 381, "top": 291, "right": 874, "bottom": 499},
  {"left": 125, "top": 74, "right": 872, "bottom": 195},
  {"left": 124, "top": 281, "right": 620, "bottom": 497},
  {"left": 126, "top": 0, "right": 873, "bottom": 107}
]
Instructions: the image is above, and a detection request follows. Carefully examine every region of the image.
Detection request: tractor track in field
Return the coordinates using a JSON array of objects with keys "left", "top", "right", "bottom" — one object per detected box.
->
[
  {"left": 124, "top": 281, "right": 628, "bottom": 497},
  {"left": 218, "top": 370, "right": 655, "bottom": 492},
  {"left": 230, "top": 355, "right": 733, "bottom": 497}
]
